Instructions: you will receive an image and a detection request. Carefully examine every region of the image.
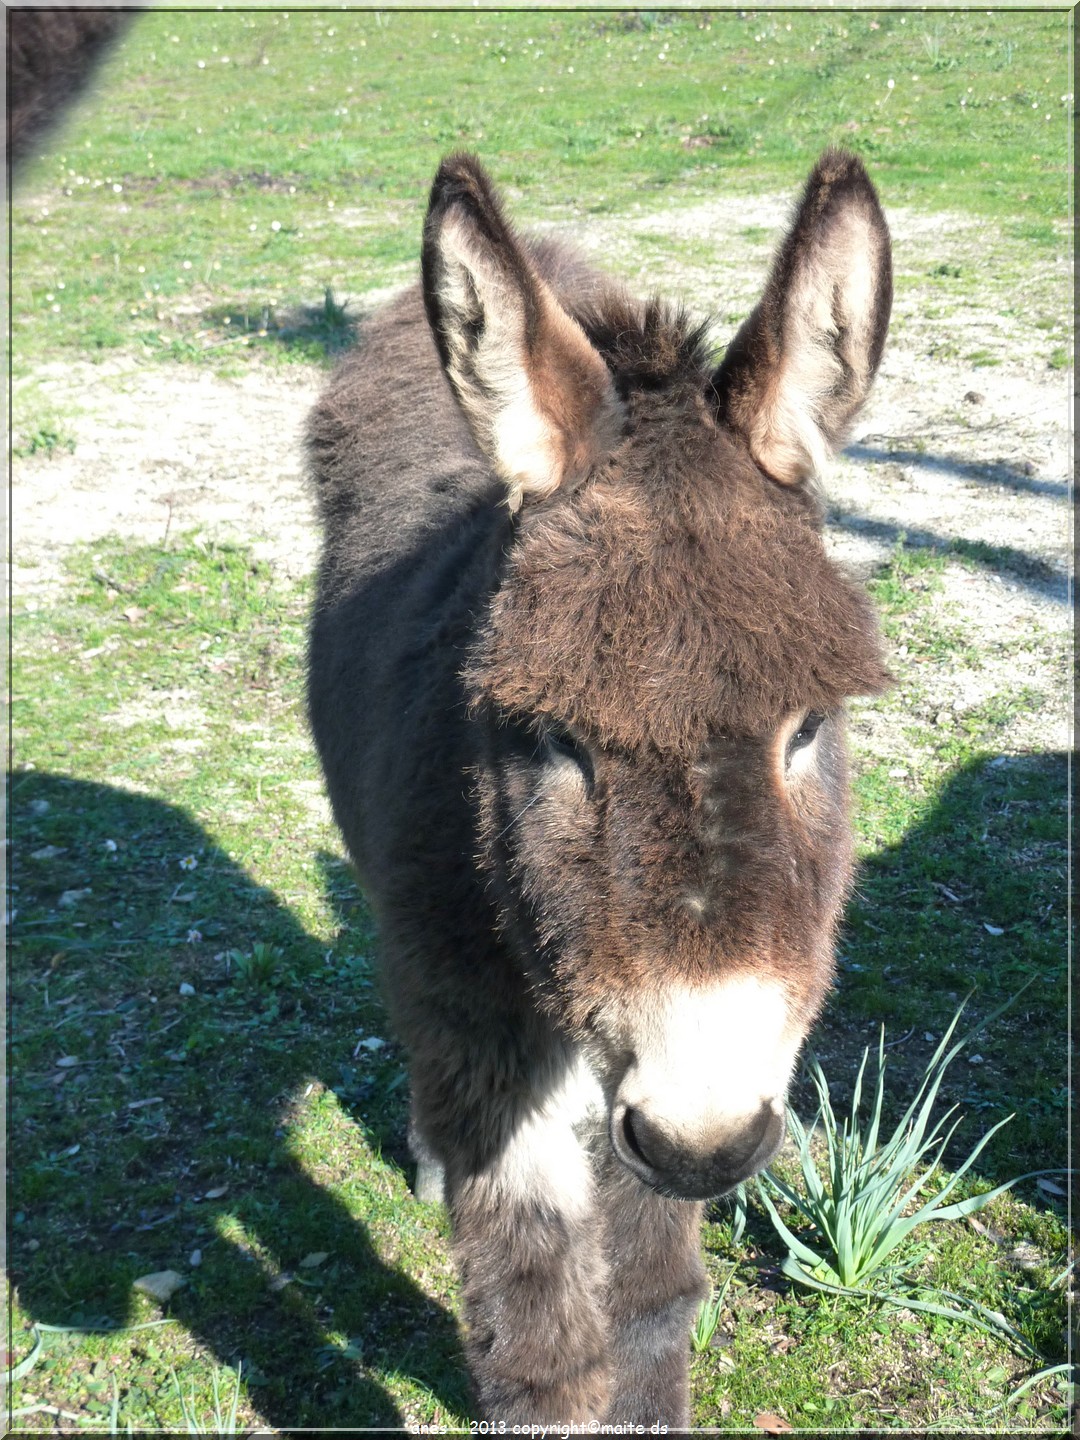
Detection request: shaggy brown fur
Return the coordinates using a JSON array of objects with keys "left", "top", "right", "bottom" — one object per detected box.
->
[
  {"left": 307, "top": 150, "right": 892, "bottom": 1428},
  {"left": 7, "top": 8, "right": 136, "bottom": 172},
  {"left": 472, "top": 442, "right": 890, "bottom": 755}
]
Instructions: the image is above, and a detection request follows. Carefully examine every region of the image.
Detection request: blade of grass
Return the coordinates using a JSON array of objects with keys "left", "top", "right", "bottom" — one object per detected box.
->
[{"left": 3, "top": 1327, "right": 44, "bottom": 1384}]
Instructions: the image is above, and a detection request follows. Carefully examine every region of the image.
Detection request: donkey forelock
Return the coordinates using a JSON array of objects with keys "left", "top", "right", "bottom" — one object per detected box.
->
[{"left": 468, "top": 370, "right": 890, "bottom": 756}]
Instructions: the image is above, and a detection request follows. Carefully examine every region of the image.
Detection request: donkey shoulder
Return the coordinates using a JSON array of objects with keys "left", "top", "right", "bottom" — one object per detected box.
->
[{"left": 306, "top": 285, "right": 502, "bottom": 596}]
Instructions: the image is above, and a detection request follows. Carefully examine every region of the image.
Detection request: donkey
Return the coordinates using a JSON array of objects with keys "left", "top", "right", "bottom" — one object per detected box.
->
[
  {"left": 306, "top": 149, "right": 892, "bottom": 1428},
  {"left": 7, "top": 8, "right": 137, "bottom": 173}
]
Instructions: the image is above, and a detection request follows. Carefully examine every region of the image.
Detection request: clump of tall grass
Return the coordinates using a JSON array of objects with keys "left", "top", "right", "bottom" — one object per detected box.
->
[
  {"left": 691, "top": 1266, "right": 737, "bottom": 1354},
  {"left": 169, "top": 1363, "right": 243, "bottom": 1435},
  {"left": 755, "top": 997, "right": 1065, "bottom": 1352},
  {"left": 760, "top": 1004, "right": 1018, "bottom": 1291}
]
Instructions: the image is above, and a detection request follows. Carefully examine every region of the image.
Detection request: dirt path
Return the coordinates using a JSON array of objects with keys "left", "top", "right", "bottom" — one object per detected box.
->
[
  {"left": 12, "top": 358, "right": 322, "bottom": 598},
  {"left": 12, "top": 198, "right": 1071, "bottom": 755}
]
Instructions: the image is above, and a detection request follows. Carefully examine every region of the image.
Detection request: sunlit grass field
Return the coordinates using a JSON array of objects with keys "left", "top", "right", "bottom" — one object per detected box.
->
[
  {"left": 13, "top": 9, "right": 1071, "bottom": 366},
  {"left": 8, "top": 7, "right": 1072, "bottom": 1434}
]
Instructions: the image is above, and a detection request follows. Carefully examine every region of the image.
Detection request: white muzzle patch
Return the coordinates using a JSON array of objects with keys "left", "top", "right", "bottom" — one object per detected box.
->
[{"left": 616, "top": 976, "right": 800, "bottom": 1142}]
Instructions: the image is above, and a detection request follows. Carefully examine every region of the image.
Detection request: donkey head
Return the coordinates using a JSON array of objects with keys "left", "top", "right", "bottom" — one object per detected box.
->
[{"left": 423, "top": 152, "right": 892, "bottom": 1200}]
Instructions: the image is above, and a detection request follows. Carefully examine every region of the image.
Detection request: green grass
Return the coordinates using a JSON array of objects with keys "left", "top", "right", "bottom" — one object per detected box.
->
[
  {"left": 12, "top": 9, "right": 1071, "bottom": 368},
  {"left": 8, "top": 541, "right": 468, "bottom": 1429},
  {"left": 692, "top": 1193, "right": 1070, "bottom": 1430},
  {"left": 8, "top": 9, "right": 1071, "bottom": 1429},
  {"left": 12, "top": 421, "right": 76, "bottom": 460},
  {"left": 11, "top": 386, "right": 80, "bottom": 459},
  {"left": 8, "top": 535, "right": 1068, "bottom": 1431}
]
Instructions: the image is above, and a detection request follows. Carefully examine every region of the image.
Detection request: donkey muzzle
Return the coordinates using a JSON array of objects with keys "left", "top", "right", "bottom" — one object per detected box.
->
[{"left": 609, "top": 1097, "right": 785, "bottom": 1200}]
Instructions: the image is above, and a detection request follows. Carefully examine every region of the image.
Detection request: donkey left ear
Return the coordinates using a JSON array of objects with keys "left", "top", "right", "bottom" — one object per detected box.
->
[
  {"left": 711, "top": 149, "right": 892, "bottom": 487},
  {"left": 422, "top": 153, "right": 622, "bottom": 511}
]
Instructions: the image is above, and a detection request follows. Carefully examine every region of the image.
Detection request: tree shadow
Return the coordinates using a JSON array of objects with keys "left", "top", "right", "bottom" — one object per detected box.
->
[
  {"left": 844, "top": 442, "right": 1069, "bottom": 502},
  {"left": 833, "top": 441, "right": 1070, "bottom": 603},
  {"left": 8, "top": 770, "right": 469, "bottom": 1429},
  {"left": 827, "top": 502, "right": 1068, "bottom": 602}
]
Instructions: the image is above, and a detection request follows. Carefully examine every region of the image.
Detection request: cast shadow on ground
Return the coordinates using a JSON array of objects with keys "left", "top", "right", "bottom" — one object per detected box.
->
[
  {"left": 810, "top": 748, "right": 1068, "bottom": 1195},
  {"left": 827, "top": 501, "right": 1068, "bottom": 602},
  {"left": 706, "top": 751, "right": 1068, "bottom": 1370},
  {"left": 9, "top": 770, "right": 469, "bottom": 1430},
  {"left": 844, "top": 442, "right": 1069, "bottom": 502},
  {"left": 11, "top": 749, "right": 1069, "bottom": 1423},
  {"left": 203, "top": 294, "right": 372, "bottom": 364}
]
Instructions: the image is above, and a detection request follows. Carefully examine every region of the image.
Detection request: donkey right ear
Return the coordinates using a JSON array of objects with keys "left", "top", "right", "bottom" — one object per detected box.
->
[
  {"left": 711, "top": 149, "right": 892, "bottom": 488},
  {"left": 422, "top": 153, "right": 622, "bottom": 512}
]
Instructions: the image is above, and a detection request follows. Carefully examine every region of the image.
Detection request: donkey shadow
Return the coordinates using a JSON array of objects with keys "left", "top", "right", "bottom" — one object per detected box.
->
[{"left": 8, "top": 771, "right": 469, "bottom": 1429}]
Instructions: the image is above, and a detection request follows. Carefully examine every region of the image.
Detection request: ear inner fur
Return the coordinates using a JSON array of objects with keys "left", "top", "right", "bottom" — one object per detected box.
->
[
  {"left": 711, "top": 148, "right": 892, "bottom": 487},
  {"left": 422, "top": 153, "right": 623, "bottom": 510}
]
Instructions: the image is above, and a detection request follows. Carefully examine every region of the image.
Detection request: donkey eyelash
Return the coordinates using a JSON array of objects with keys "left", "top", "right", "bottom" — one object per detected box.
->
[
  {"left": 793, "top": 710, "right": 826, "bottom": 744},
  {"left": 787, "top": 710, "right": 826, "bottom": 764},
  {"left": 541, "top": 724, "right": 596, "bottom": 792}
]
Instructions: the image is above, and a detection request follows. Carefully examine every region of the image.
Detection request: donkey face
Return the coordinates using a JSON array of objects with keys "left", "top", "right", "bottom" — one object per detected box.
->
[{"left": 423, "top": 152, "right": 891, "bottom": 1201}]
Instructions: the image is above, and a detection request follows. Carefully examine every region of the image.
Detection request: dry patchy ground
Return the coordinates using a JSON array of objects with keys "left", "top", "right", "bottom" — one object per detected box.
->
[{"left": 12, "top": 195, "right": 1071, "bottom": 765}]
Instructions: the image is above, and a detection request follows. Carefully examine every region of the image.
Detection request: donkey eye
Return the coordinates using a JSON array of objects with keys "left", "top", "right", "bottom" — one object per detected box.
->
[
  {"left": 788, "top": 710, "right": 826, "bottom": 760},
  {"left": 542, "top": 725, "right": 595, "bottom": 792}
]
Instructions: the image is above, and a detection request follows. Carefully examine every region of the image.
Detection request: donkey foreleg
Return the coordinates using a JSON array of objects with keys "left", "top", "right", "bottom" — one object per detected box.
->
[
  {"left": 407, "top": 1107, "right": 447, "bottom": 1204},
  {"left": 600, "top": 1156, "right": 707, "bottom": 1429},
  {"left": 448, "top": 1111, "right": 611, "bottom": 1425}
]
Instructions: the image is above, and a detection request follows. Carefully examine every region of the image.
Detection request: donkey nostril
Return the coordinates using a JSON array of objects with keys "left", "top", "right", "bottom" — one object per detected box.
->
[
  {"left": 611, "top": 1102, "right": 679, "bottom": 1186},
  {"left": 621, "top": 1107, "right": 658, "bottom": 1172},
  {"left": 613, "top": 1099, "right": 785, "bottom": 1198},
  {"left": 716, "top": 1102, "right": 785, "bottom": 1186}
]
